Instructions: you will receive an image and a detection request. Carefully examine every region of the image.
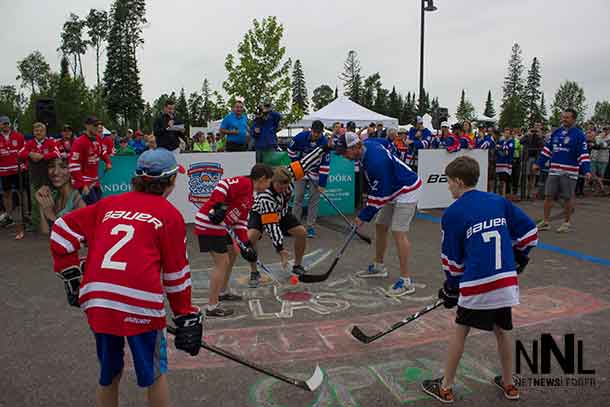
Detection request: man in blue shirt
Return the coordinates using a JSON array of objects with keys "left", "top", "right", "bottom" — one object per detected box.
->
[
  {"left": 220, "top": 99, "right": 249, "bottom": 152},
  {"left": 250, "top": 101, "right": 282, "bottom": 162}
]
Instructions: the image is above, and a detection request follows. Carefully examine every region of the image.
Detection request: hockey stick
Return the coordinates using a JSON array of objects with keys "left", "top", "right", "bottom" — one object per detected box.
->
[
  {"left": 224, "top": 226, "right": 280, "bottom": 284},
  {"left": 166, "top": 326, "right": 323, "bottom": 391},
  {"left": 298, "top": 226, "right": 358, "bottom": 283},
  {"left": 350, "top": 299, "right": 444, "bottom": 344}
]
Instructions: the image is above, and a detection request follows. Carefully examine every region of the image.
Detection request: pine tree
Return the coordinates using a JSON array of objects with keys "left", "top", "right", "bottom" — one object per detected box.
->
[
  {"left": 592, "top": 101, "right": 610, "bottom": 123},
  {"left": 417, "top": 88, "right": 431, "bottom": 115},
  {"left": 373, "top": 87, "right": 389, "bottom": 115},
  {"left": 362, "top": 73, "right": 381, "bottom": 109},
  {"left": 388, "top": 87, "right": 402, "bottom": 120},
  {"left": 85, "top": 9, "right": 109, "bottom": 87},
  {"left": 291, "top": 59, "right": 309, "bottom": 113},
  {"left": 188, "top": 92, "right": 204, "bottom": 126},
  {"left": 401, "top": 92, "right": 417, "bottom": 125},
  {"left": 59, "top": 13, "right": 88, "bottom": 79},
  {"left": 339, "top": 50, "right": 363, "bottom": 103},
  {"left": 550, "top": 81, "right": 587, "bottom": 126},
  {"left": 312, "top": 84, "right": 334, "bottom": 111},
  {"left": 500, "top": 43, "right": 526, "bottom": 128},
  {"left": 456, "top": 89, "right": 476, "bottom": 121},
  {"left": 103, "top": 0, "right": 145, "bottom": 128},
  {"left": 176, "top": 88, "right": 190, "bottom": 128},
  {"left": 524, "top": 57, "right": 543, "bottom": 125},
  {"left": 484, "top": 90, "right": 496, "bottom": 118},
  {"left": 539, "top": 92, "right": 547, "bottom": 123}
]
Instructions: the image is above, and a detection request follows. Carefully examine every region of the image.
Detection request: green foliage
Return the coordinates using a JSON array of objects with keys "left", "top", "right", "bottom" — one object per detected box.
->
[
  {"left": 362, "top": 73, "right": 381, "bottom": 109},
  {"left": 59, "top": 13, "right": 88, "bottom": 79},
  {"left": 456, "top": 89, "right": 475, "bottom": 121},
  {"left": 86, "top": 9, "right": 109, "bottom": 87},
  {"left": 499, "top": 43, "right": 526, "bottom": 128},
  {"left": 223, "top": 16, "right": 292, "bottom": 115},
  {"left": 524, "top": 57, "right": 544, "bottom": 125},
  {"left": 312, "top": 84, "right": 334, "bottom": 111},
  {"left": 16, "top": 51, "right": 51, "bottom": 95},
  {"left": 0, "top": 86, "right": 26, "bottom": 126},
  {"left": 388, "top": 87, "right": 403, "bottom": 120},
  {"left": 483, "top": 90, "right": 496, "bottom": 118},
  {"left": 417, "top": 88, "right": 431, "bottom": 116},
  {"left": 550, "top": 81, "right": 587, "bottom": 126},
  {"left": 339, "top": 50, "right": 362, "bottom": 104},
  {"left": 292, "top": 59, "right": 309, "bottom": 114},
  {"left": 401, "top": 92, "right": 417, "bottom": 125},
  {"left": 591, "top": 101, "right": 610, "bottom": 124},
  {"left": 176, "top": 88, "right": 190, "bottom": 128}
]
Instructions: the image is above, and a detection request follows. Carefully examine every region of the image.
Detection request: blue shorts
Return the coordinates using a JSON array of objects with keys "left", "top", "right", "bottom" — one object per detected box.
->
[{"left": 94, "top": 329, "right": 168, "bottom": 387}]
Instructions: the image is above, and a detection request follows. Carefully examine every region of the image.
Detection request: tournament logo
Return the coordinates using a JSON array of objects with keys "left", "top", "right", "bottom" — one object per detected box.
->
[{"left": 188, "top": 162, "right": 223, "bottom": 208}]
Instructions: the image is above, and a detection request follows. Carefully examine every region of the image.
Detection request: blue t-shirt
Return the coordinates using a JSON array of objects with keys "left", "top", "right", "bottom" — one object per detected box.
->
[{"left": 220, "top": 112, "right": 248, "bottom": 145}]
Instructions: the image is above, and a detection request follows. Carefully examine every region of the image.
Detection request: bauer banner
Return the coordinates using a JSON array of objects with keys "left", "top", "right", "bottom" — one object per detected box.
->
[
  {"left": 417, "top": 149, "right": 489, "bottom": 209},
  {"left": 169, "top": 152, "right": 256, "bottom": 223}
]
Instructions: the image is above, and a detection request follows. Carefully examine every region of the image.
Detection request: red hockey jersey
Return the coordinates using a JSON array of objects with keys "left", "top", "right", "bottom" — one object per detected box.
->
[
  {"left": 51, "top": 191, "right": 197, "bottom": 336},
  {"left": 101, "top": 136, "right": 115, "bottom": 156},
  {"left": 57, "top": 138, "right": 73, "bottom": 157},
  {"left": 0, "top": 130, "right": 25, "bottom": 176},
  {"left": 18, "top": 137, "right": 61, "bottom": 161},
  {"left": 194, "top": 176, "right": 253, "bottom": 243},
  {"left": 69, "top": 133, "right": 110, "bottom": 189}
]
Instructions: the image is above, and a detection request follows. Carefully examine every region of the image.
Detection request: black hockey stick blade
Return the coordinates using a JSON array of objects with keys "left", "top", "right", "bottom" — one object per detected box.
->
[
  {"left": 349, "top": 299, "right": 444, "bottom": 344},
  {"left": 299, "top": 227, "right": 358, "bottom": 283},
  {"left": 355, "top": 231, "right": 372, "bottom": 245},
  {"left": 167, "top": 326, "right": 323, "bottom": 391}
]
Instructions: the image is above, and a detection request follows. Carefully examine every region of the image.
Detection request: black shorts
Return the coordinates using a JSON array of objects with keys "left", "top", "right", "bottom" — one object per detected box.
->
[
  {"left": 455, "top": 306, "right": 513, "bottom": 331},
  {"left": 247, "top": 212, "right": 301, "bottom": 235},
  {"left": 497, "top": 173, "right": 511, "bottom": 184},
  {"left": 198, "top": 234, "right": 233, "bottom": 254},
  {"left": 1, "top": 174, "right": 20, "bottom": 191}
]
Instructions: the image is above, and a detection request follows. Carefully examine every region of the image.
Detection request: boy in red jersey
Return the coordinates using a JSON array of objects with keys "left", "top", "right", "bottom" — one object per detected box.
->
[{"left": 51, "top": 148, "right": 202, "bottom": 407}]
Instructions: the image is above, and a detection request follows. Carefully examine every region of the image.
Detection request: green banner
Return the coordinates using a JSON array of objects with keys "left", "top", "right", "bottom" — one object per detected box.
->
[
  {"left": 99, "top": 155, "right": 137, "bottom": 197},
  {"left": 261, "top": 150, "right": 291, "bottom": 166},
  {"left": 316, "top": 153, "right": 355, "bottom": 216}
]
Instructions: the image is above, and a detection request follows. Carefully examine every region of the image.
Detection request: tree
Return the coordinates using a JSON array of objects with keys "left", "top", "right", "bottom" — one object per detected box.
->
[
  {"left": 539, "top": 92, "right": 547, "bottom": 123},
  {"left": 140, "top": 102, "right": 154, "bottom": 132},
  {"left": 361, "top": 73, "right": 381, "bottom": 109},
  {"left": 54, "top": 60, "right": 92, "bottom": 132},
  {"left": 188, "top": 92, "right": 204, "bottom": 127},
  {"left": 483, "top": 90, "right": 496, "bottom": 118},
  {"left": 373, "top": 87, "right": 389, "bottom": 115},
  {"left": 211, "top": 91, "right": 229, "bottom": 120},
  {"left": 291, "top": 59, "right": 309, "bottom": 113},
  {"left": 592, "top": 101, "right": 610, "bottom": 124},
  {"left": 524, "top": 57, "right": 543, "bottom": 125},
  {"left": 59, "top": 13, "right": 88, "bottom": 79},
  {"left": 223, "top": 16, "right": 292, "bottom": 115},
  {"left": 86, "top": 9, "right": 109, "bottom": 87},
  {"left": 550, "top": 81, "right": 587, "bottom": 126},
  {"left": 16, "top": 51, "right": 51, "bottom": 95},
  {"left": 103, "top": 0, "right": 146, "bottom": 128},
  {"left": 176, "top": 88, "right": 190, "bottom": 128},
  {"left": 388, "top": 87, "right": 402, "bottom": 120},
  {"left": 201, "top": 78, "right": 212, "bottom": 123},
  {"left": 417, "top": 88, "right": 431, "bottom": 116},
  {"left": 456, "top": 89, "right": 476, "bottom": 121},
  {"left": 312, "top": 84, "right": 334, "bottom": 111},
  {"left": 401, "top": 92, "right": 417, "bottom": 125},
  {"left": 339, "top": 50, "right": 362, "bottom": 103},
  {"left": 500, "top": 43, "right": 526, "bottom": 128},
  {"left": 0, "top": 86, "right": 26, "bottom": 125}
]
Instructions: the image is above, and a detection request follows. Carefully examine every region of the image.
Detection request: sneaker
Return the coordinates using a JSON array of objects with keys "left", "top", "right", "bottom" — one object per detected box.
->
[
  {"left": 307, "top": 226, "right": 316, "bottom": 238},
  {"left": 556, "top": 222, "right": 570, "bottom": 233},
  {"left": 0, "top": 216, "right": 15, "bottom": 228},
  {"left": 205, "top": 306, "right": 234, "bottom": 318},
  {"left": 292, "top": 264, "right": 306, "bottom": 275},
  {"left": 355, "top": 263, "right": 389, "bottom": 278},
  {"left": 249, "top": 272, "right": 260, "bottom": 288},
  {"left": 493, "top": 376, "right": 519, "bottom": 400},
  {"left": 387, "top": 278, "right": 416, "bottom": 297},
  {"left": 421, "top": 377, "right": 454, "bottom": 404},
  {"left": 218, "top": 292, "right": 243, "bottom": 302},
  {"left": 536, "top": 220, "right": 550, "bottom": 231}
]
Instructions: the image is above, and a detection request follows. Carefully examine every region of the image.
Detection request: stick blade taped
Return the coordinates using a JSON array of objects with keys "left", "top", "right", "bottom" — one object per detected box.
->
[
  {"left": 305, "top": 364, "right": 324, "bottom": 391},
  {"left": 350, "top": 326, "right": 372, "bottom": 344},
  {"left": 298, "top": 273, "right": 328, "bottom": 283}
]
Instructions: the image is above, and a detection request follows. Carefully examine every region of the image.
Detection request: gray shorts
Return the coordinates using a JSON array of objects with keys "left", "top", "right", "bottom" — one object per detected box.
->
[
  {"left": 375, "top": 202, "right": 417, "bottom": 232},
  {"left": 545, "top": 174, "right": 577, "bottom": 201},
  {"left": 526, "top": 157, "right": 537, "bottom": 176}
]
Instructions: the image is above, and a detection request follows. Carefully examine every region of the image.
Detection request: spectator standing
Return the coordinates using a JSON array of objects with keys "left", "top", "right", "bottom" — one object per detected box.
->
[
  {"left": 533, "top": 109, "right": 592, "bottom": 233},
  {"left": 215, "top": 133, "right": 226, "bottom": 152},
  {"left": 18, "top": 122, "right": 60, "bottom": 234},
  {"left": 154, "top": 100, "right": 187, "bottom": 154},
  {"left": 69, "top": 116, "right": 112, "bottom": 205},
  {"left": 359, "top": 122, "right": 377, "bottom": 141},
  {"left": 0, "top": 115, "right": 25, "bottom": 228},
  {"left": 432, "top": 122, "right": 461, "bottom": 152},
  {"left": 462, "top": 120, "right": 475, "bottom": 144},
  {"left": 376, "top": 122, "right": 386, "bottom": 138},
  {"left": 129, "top": 130, "right": 147, "bottom": 155},
  {"left": 521, "top": 123, "right": 545, "bottom": 199},
  {"left": 591, "top": 127, "right": 609, "bottom": 194},
  {"left": 100, "top": 126, "right": 116, "bottom": 157},
  {"left": 192, "top": 132, "right": 211, "bottom": 152},
  {"left": 220, "top": 99, "right": 249, "bottom": 152},
  {"left": 58, "top": 124, "right": 75, "bottom": 157},
  {"left": 207, "top": 133, "right": 218, "bottom": 152},
  {"left": 476, "top": 127, "right": 496, "bottom": 150},
  {"left": 251, "top": 102, "right": 282, "bottom": 162},
  {"left": 330, "top": 122, "right": 342, "bottom": 146},
  {"left": 115, "top": 137, "right": 136, "bottom": 156},
  {"left": 289, "top": 120, "right": 331, "bottom": 238},
  {"left": 408, "top": 116, "right": 432, "bottom": 146},
  {"left": 496, "top": 128, "right": 515, "bottom": 197}
]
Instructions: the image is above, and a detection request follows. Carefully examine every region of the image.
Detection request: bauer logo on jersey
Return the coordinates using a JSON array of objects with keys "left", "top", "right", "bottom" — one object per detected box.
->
[{"left": 188, "top": 162, "right": 224, "bottom": 207}]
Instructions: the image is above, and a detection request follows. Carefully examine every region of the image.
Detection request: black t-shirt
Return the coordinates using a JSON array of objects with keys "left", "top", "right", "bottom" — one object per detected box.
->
[{"left": 153, "top": 113, "right": 183, "bottom": 151}]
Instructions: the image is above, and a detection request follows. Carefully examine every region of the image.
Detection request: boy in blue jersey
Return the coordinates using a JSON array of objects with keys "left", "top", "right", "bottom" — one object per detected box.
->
[
  {"left": 335, "top": 132, "right": 422, "bottom": 296},
  {"left": 421, "top": 156, "right": 537, "bottom": 404}
]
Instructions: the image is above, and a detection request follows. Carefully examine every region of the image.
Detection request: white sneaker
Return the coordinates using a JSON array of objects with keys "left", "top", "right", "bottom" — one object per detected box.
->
[
  {"left": 556, "top": 222, "right": 571, "bottom": 233},
  {"left": 387, "top": 278, "right": 416, "bottom": 297},
  {"left": 356, "top": 263, "right": 389, "bottom": 278}
]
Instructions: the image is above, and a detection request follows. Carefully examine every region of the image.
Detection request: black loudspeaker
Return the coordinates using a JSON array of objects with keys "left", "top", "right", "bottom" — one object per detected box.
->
[
  {"left": 432, "top": 107, "right": 449, "bottom": 129},
  {"left": 35, "top": 98, "right": 57, "bottom": 130}
]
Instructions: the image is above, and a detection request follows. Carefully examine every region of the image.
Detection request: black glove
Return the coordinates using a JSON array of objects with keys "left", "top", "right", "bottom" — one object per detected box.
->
[
  {"left": 58, "top": 266, "right": 82, "bottom": 308},
  {"left": 240, "top": 241, "right": 258, "bottom": 263},
  {"left": 438, "top": 282, "right": 459, "bottom": 309},
  {"left": 173, "top": 311, "right": 203, "bottom": 356},
  {"left": 513, "top": 249, "right": 529, "bottom": 275},
  {"left": 208, "top": 202, "right": 227, "bottom": 224}
]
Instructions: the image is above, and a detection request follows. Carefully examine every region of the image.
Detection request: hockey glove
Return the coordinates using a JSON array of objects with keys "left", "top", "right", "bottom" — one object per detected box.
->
[
  {"left": 438, "top": 282, "right": 459, "bottom": 309},
  {"left": 240, "top": 241, "right": 258, "bottom": 263},
  {"left": 208, "top": 202, "right": 227, "bottom": 224},
  {"left": 513, "top": 249, "right": 529, "bottom": 275},
  {"left": 58, "top": 266, "right": 82, "bottom": 308},
  {"left": 173, "top": 311, "right": 203, "bottom": 356}
]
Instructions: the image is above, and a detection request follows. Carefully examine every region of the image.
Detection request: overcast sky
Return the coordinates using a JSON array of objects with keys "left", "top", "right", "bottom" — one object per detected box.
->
[{"left": 1, "top": 0, "right": 608, "bottom": 117}]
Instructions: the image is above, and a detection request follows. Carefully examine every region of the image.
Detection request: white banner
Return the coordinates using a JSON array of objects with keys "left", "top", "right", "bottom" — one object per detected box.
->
[
  {"left": 169, "top": 152, "right": 256, "bottom": 223},
  {"left": 417, "top": 149, "right": 489, "bottom": 209}
]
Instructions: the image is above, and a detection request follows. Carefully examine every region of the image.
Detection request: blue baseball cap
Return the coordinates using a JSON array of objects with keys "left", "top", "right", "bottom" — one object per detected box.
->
[{"left": 135, "top": 148, "right": 184, "bottom": 178}]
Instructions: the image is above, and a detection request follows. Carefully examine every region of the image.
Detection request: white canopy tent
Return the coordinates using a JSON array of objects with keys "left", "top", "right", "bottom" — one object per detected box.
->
[{"left": 290, "top": 97, "right": 399, "bottom": 129}]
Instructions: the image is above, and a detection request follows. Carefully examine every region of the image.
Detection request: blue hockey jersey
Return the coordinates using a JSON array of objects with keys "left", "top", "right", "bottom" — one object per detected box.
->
[
  {"left": 287, "top": 131, "right": 331, "bottom": 187},
  {"left": 431, "top": 133, "right": 461, "bottom": 152},
  {"left": 536, "top": 126, "right": 591, "bottom": 179},
  {"left": 495, "top": 138, "right": 515, "bottom": 175},
  {"left": 441, "top": 190, "right": 537, "bottom": 309},
  {"left": 477, "top": 135, "right": 496, "bottom": 150},
  {"left": 408, "top": 127, "right": 432, "bottom": 148},
  {"left": 358, "top": 140, "right": 422, "bottom": 222}
]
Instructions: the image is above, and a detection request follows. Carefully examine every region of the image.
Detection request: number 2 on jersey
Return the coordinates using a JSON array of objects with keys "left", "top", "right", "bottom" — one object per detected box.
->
[
  {"left": 101, "top": 224, "right": 135, "bottom": 271},
  {"left": 482, "top": 230, "right": 502, "bottom": 270}
]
